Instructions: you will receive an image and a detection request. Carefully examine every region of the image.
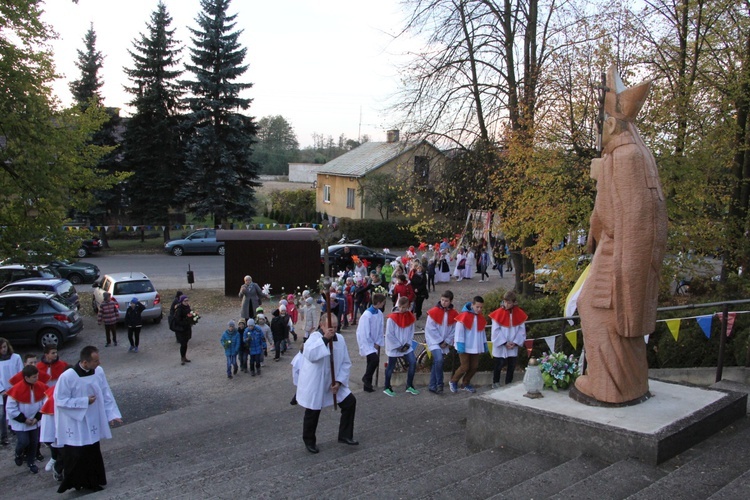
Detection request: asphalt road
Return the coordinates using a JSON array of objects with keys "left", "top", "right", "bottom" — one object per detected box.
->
[{"left": 82, "top": 252, "right": 225, "bottom": 290}]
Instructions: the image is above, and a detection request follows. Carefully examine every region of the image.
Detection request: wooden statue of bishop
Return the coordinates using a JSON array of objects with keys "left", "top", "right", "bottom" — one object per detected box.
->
[{"left": 573, "top": 65, "right": 668, "bottom": 405}]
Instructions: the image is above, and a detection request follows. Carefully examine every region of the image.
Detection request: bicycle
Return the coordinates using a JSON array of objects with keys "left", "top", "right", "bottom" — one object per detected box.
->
[{"left": 393, "top": 330, "right": 427, "bottom": 372}]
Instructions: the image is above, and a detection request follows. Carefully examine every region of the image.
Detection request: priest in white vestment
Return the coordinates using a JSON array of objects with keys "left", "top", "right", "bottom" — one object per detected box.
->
[
  {"left": 54, "top": 346, "right": 121, "bottom": 493},
  {"left": 296, "top": 315, "right": 357, "bottom": 453}
]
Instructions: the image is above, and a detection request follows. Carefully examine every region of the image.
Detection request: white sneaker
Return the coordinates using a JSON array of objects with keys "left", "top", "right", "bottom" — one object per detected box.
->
[
  {"left": 45, "top": 458, "right": 55, "bottom": 472},
  {"left": 479, "top": 279, "right": 484, "bottom": 283}
]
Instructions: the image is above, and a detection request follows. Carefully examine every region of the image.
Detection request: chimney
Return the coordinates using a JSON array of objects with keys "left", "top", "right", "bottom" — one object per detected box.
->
[{"left": 386, "top": 129, "right": 400, "bottom": 143}]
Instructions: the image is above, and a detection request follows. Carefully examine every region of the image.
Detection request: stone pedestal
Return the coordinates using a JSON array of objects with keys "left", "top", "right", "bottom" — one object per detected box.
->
[{"left": 466, "top": 379, "right": 746, "bottom": 465}]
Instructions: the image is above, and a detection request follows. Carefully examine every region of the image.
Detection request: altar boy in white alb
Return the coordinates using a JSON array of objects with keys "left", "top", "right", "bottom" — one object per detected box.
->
[
  {"left": 296, "top": 315, "right": 357, "bottom": 454},
  {"left": 356, "top": 293, "right": 386, "bottom": 393},
  {"left": 54, "top": 346, "right": 122, "bottom": 493}
]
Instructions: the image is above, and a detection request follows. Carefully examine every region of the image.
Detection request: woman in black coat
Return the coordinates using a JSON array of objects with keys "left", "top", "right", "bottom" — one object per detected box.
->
[{"left": 173, "top": 295, "right": 193, "bottom": 365}]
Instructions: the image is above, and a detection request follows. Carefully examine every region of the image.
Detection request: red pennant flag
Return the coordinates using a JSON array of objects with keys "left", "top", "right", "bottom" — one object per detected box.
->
[
  {"left": 718, "top": 312, "right": 737, "bottom": 337},
  {"left": 524, "top": 339, "right": 534, "bottom": 357}
]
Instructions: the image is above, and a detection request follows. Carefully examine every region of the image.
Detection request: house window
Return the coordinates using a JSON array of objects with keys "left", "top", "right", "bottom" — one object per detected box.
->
[
  {"left": 324, "top": 185, "right": 331, "bottom": 203},
  {"left": 414, "top": 156, "right": 429, "bottom": 184},
  {"left": 346, "top": 188, "right": 355, "bottom": 209}
]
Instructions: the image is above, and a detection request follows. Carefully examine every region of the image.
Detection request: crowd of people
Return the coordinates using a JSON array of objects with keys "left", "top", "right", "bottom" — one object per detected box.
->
[
  {"left": 0, "top": 338, "right": 121, "bottom": 492},
  {"left": 0, "top": 240, "right": 525, "bottom": 488}
]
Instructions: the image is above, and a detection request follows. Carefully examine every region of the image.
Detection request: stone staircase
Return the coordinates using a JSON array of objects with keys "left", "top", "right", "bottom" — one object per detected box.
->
[{"left": 1, "top": 370, "right": 748, "bottom": 499}]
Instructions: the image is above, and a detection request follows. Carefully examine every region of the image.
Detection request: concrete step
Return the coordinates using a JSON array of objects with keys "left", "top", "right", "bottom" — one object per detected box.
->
[
  {"left": 707, "top": 469, "right": 750, "bottom": 500},
  {"left": 355, "top": 446, "right": 521, "bottom": 500},
  {"left": 627, "top": 419, "right": 750, "bottom": 500},
  {"left": 496, "top": 454, "right": 610, "bottom": 500},
  {"left": 425, "top": 451, "right": 567, "bottom": 499},
  {"left": 549, "top": 458, "right": 665, "bottom": 500},
  {"left": 101, "top": 388, "right": 472, "bottom": 498},
  {"left": 313, "top": 431, "right": 470, "bottom": 499}
]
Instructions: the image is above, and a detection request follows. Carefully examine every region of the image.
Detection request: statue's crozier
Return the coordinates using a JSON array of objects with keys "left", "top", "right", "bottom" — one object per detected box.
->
[{"left": 574, "top": 66, "right": 668, "bottom": 404}]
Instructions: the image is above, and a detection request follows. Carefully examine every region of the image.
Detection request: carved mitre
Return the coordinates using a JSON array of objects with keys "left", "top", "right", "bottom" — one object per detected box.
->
[{"left": 604, "top": 65, "right": 652, "bottom": 122}]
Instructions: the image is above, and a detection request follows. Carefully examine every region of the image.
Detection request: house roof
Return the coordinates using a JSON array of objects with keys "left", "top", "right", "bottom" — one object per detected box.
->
[{"left": 315, "top": 140, "right": 428, "bottom": 178}]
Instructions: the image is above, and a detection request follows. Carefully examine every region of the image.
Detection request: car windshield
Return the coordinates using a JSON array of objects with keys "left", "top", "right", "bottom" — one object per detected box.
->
[{"left": 113, "top": 280, "right": 154, "bottom": 295}]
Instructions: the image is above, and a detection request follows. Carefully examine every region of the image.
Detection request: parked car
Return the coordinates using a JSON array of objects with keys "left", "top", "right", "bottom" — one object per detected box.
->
[
  {"left": 78, "top": 237, "right": 103, "bottom": 258},
  {"left": 0, "top": 290, "right": 83, "bottom": 348},
  {"left": 164, "top": 229, "right": 225, "bottom": 256},
  {"left": 46, "top": 259, "right": 100, "bottom": 285},
  {"left": 534, "top": 254, "right": 591, "bottom": 293},
  {"left": 0, "top": 278, "right": 80, "bottom": 310},
  {"left": 321, "top": 244, "right": 398, "bottom": 273},
  {"left": 91, "top": 272, "right": 163, "bottom": 323},
  {"left": 0, "top": 264, "right": 61, "bottom": 289}
]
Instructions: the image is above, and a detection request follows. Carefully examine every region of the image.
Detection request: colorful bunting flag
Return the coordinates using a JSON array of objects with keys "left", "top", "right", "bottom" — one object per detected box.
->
[
  {"left": 696, "top": 315, "right": 713, "bottom": 339},
  {"left": 718, "top": 312, "right": 737, "bottom": 337},
  {"left": 666, "top": 319, "right": 681, "bottom": 341},
  {"left": 543, "top": 335, "right": 556, "bottom": 353},
  {"left": 565, "top": 330, "right": 578, "bottom": 349},
  {"left": 487, "top": 341, "right": 493, "bottom": 353},
  {"left": 523, "top": 339, "right": 533, "bottom": 357}
]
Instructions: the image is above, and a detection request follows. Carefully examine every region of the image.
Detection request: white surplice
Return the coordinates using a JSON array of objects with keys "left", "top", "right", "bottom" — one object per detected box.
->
[
  {"left": 296, "top": 331, "right": 352, "bottom": 410},
  {"left": 53, "top": 366, "right": 121, "bottom": 447}
]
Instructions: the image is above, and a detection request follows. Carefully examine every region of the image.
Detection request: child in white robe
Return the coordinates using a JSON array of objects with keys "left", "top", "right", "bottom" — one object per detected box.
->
[{"left": 489, "top": 290, "right": 527, "bottom": 387}]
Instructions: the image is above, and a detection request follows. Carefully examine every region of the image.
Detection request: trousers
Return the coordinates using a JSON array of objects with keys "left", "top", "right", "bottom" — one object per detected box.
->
[{"left": 302, "top": 393, "right": 356, "bottom": 446}]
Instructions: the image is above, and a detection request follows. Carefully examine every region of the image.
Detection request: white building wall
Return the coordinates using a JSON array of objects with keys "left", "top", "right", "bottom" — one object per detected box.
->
[{"left": 288, "top": 163, "right": 320, "bottom": 183}]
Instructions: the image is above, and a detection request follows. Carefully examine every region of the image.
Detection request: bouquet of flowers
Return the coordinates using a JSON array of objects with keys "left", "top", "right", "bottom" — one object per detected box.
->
[
  {"left": 188, "top": 310, "right": 201, "bottom": 325},
  {"left": 539, "top": 352, "right": 579, "bottom": 391},
  {"left": 221, "top": 338, "right": 232, "bottom": 348}
]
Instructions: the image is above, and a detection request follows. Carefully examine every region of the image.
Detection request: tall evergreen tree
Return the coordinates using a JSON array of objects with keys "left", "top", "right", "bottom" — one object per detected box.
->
[
  {"left": 123, "top": 2, "right": 184, "bottom": 242},
  {"left": 69, "top": 24, "right": 125, "bottom": 235},
  {"left": 178, "top": 0, "right": 260, "bottom": 227},
  {"left": 69, "top": 23, "right": 103, "bottom": 106}
]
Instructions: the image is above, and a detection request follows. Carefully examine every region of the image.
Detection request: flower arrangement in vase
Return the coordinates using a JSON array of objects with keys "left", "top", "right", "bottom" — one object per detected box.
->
[{"left": 539, "top": 352, "right": 579, "bottom": 391}]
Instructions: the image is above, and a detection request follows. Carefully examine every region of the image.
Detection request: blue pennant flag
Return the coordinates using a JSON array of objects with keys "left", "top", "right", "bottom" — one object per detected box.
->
[{"left": 697, "top": 315, "right": 713, "bottom": 339}]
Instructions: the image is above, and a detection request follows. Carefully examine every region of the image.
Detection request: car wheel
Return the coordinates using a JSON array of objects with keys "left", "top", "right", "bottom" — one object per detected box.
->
[
  {"left": 68, "top": 273, "right": 83, "bottom": 285},
  {"left": 38, "top": 329, "right": 62, "bottom": 349},
  {"left": 171, "top": 246, "right": 184, "bottom": 256},
  {"left": 217, "top": 245, "right": 225, "bottom": 256},
  {"left": 77, "top": 247, "right": 88, "bottom": 258},
  {"left": 92, "top": 297, "right": 99, "bottom": 313},
  {"left": 154, "top": 314, "right": 162, "bottom": 324}
]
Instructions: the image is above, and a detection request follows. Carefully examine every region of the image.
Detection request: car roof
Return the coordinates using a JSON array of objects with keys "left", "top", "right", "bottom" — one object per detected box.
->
[
  {"left": 103, "top": 272, "right": 152, "bottom": 282},
  {"left": 3, "top": 278, "right": 68, "bottom": 286},
  {"left": 0, "top": 264, "right": 50, "bottom": 270},
  {"left": 0, "top": 290, "right": 57, "bottom": 299}
]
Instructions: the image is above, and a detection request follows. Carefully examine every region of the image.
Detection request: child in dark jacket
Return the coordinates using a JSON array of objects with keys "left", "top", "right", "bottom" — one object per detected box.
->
[
  {"left": 237, "top": 319, "right": 249, "bottom": 373},
  {"left": 221, "top": 321, "right": 241, "bottom": 378},
  {"left": 125, "top": 297, "right": 146, "bottom": 352},
  {"left": 244, "top": 319, "right": 267, "bottom": 376}
]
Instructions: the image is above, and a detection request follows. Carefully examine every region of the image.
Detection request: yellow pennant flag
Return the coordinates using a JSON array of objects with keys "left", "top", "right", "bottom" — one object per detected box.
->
[
  {"left": 426, "top": 347, "right": 432, "bottom": 361},
  {"left": 487, "top": 341, "right": 493, "bottom": 353},
  {"left": 565, "top": 330, "right": 578, "bottom": 349},
  {"left": 666, "top": 319, "right": 681, "bottom": 341}
]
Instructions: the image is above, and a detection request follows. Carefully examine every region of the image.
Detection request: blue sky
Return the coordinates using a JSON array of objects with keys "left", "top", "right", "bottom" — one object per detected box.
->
[{"left": 42, "top": 0, "right": 410, "bottom": 147}]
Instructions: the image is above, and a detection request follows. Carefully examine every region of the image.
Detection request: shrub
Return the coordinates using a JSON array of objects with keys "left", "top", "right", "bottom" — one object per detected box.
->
[{"left": 336, "top": 218, "right": 416, "bottom": 247}]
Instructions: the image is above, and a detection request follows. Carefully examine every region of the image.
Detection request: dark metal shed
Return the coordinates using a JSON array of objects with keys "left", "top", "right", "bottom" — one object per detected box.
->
[{"left": 217, "top": 230, "right": 320, "bottom": 297}]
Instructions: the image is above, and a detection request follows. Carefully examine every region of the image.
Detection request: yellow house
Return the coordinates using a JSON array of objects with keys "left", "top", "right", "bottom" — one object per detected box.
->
[{"left": 315, "top": 130, "right": 444, "bottom": 220}]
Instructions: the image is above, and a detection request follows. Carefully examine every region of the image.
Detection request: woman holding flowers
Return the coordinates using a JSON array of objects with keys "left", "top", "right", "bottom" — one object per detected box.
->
[{"left": 174, "top": 295, "right": 195, "bottom": 365}]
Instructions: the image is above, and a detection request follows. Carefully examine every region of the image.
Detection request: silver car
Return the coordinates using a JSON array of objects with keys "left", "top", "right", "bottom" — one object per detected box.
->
[
  {"left": 91, "top": 272, "right": 163, "bottom": 323},
  {"left": 163, "top": 228, "right": 225, "bottom": 256}
]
